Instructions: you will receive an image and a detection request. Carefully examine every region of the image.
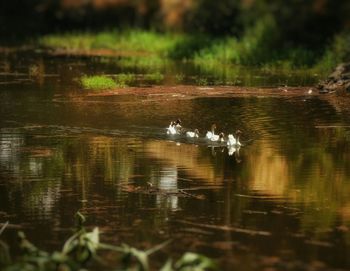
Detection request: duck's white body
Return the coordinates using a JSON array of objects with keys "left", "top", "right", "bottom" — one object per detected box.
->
[
  {"left": 210, "top": 134, "right": 220, "bottom": 141},
  {"left": 211, "top": 133, "right": 225, "bottom": 142},
  {"left": 206, "top": 124, "right": 217, "bottom": 140},
  {"left": 227, "top": 131, "right": 242, "bottom": 146},
  {"left": 186, "top": 129, "right": 199, "bottom": 138},
  {"left": 227, "top": 134, "right": 240, "bottom": 146},
  {"left": 166, "top": 122, "right": 177, "bottom": 135},
  {"left": 206, "top": 131, "right": 213, "bottom": 139}
]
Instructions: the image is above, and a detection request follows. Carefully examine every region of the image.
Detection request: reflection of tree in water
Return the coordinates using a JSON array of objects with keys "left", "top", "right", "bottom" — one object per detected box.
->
[
  {"left": 0, "top": 130, "right": 63, "bottom": 219},
  {"left": 151, "top": 166, "right": 179, "bottom": 210}
]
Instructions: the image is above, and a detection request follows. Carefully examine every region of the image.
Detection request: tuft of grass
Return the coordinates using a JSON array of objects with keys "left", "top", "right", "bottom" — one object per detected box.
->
[
  {"left": 175, "top": 74, "right": 185, "bottom": 83},
  {"left": 144, "top": 72, "right": 164, "bottom": 84},
  {"left": 115, "top": 73, "right": 136, "bottom": 87},
  {"left": 80, "top": 75, "right": 117, "bottom": 90},
  {"left": 196, "top": 77, "right": 209, "bottom": 86}
]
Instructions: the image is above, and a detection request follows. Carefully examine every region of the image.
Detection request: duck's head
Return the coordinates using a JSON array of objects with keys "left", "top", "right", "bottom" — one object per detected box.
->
[
  {"left": 219, "top": 132, "right": 225, "bottom": 139},
  {"left": 235, "top": 130, "right": 242, "bottom": 136},
  {"left": 211, "top": 124, "right": 217, "bottom": 130},
  {"left": 175, "top": 119, "right": 182, "bottom": 125},
  {"left": 194, "top": 129, "right": 199, "bottom": 135}
]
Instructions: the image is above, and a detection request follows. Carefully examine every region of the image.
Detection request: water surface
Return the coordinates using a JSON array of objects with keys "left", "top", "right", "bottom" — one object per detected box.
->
[{"left": 0, "top": 53, "right": 350, "bottom": 270}]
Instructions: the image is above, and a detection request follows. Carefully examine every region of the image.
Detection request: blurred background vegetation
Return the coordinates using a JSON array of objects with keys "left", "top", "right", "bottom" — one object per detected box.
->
[{"left": 1, "top": 0, "right": 349, "bottom": 69}]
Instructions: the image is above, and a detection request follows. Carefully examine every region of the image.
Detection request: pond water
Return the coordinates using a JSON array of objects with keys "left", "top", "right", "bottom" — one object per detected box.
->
[{"left": 1, "top": 53, "right": 350, "bottom": 270}]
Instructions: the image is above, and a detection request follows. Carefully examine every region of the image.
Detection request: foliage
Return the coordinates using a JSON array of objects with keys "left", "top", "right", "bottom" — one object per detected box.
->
[
  {"left": 116, "top": 73, "right": 136, "bottom": 87},
  {"left": 38, "top": 27, "right": 338, "bottom": 70},
  {"left": 161, "top": 252, "right": 217, "bottom": 271},
  {"left": 40, "top": 30, "right": 185, "bottom": 56},
  {"left": 195, "top": 77, "right": 209, "bottom": 86},
  {"left": 2, "top": 0, "right": 350, "bottom": 71},
  {"left": 80, "top": 75, "right": 117, "bottom": 90},
  {"left": 144, "top": 72, "right": 164, "bottom": 83},
  {"left": 0, "top": 213, "right": 217, "bottom": 271},
  {"left": 175, "top": 74, "right": 185, "bottom": 83},
  {"left": 316, "top": 31, "right": 350, "bottom": 72}
]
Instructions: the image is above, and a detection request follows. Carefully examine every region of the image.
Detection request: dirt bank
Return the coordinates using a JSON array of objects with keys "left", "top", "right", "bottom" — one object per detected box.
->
[{"left": 82, "top": 85, "right": 316, "bottom": 100}]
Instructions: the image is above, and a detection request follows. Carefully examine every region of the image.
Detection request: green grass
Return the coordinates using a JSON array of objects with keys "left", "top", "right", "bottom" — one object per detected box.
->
[
  {"left": 80, "top": 75, "right": 117, "bottom": 90},
  {"left": 39, "top": 27, "right": 349, "bottom": 72},
  {"left": 315, "top": 31, "right": 350, "bottom": 73},
  {"left": 144, "top": 72, "right": 164, "bottom": 83},
  {"left": 175, "top": 74, "right": 185, "bottom": 83},
  {"left": 115, "top": 73, "right": 136, "bottom": 87},
  {"left": 118, "top": 55, "right": 166, "bottom": 70},
  {"left": 195, "top": 77, "right": 209, "bottom": 86},
  {"left": 79, "top": 73, "right": 169, "bottom": 89},
  {"left": 40, "top": 30, "right": 186, "bottom": 56}
]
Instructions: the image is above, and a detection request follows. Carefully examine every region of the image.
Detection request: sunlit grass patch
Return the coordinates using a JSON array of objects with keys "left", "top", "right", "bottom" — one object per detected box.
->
[
  {"left": 40, "top": 32, "right": 95, "bottom": 50},
  {"left": 38, "top": 27, "right": 345, "bottom": 73},
  {"left": 80, "top": 75, "right": 117, "bottom": 90},
  {"left": 39, "top": 30, "right": 186, "bottom": 56}
]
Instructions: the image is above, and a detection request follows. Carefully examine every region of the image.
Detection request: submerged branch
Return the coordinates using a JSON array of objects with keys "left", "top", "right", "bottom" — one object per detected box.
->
[{"left": 175, "top": 220, "right": 271, "bottom": 236}]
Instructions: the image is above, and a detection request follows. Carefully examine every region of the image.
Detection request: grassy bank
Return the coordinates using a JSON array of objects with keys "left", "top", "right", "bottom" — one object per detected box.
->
[
  {"left": 38, "top": 29, "right": 349, "bottom": 72},
  {"left": 39, "top": 30, "right": 186, "bottom": 56}
]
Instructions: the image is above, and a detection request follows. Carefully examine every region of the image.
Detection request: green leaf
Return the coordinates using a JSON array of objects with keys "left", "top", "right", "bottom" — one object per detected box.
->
[
  {"left": 75, "top": 212, "right": 86, "bottom": 228},
  {"left": 175, "top": 252, "right": 217, "bottom": 271},
  {"left": 160, "top": 259, "right": 174, "bottom": 271},
  {"left": 120, "top": 244, "right": 149, "bottom": 271}
]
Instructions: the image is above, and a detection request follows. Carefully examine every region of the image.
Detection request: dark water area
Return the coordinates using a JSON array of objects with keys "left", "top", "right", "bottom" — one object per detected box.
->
[
  {"left": 1, "top": 52, "right": 350, "bottom": 270},
  {"left": 0, "top": 51, "right": 323, "bottom": 90}
]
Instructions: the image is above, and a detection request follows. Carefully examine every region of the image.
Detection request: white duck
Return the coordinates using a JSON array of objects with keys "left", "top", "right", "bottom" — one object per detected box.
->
[
  {"left": 227, "top": 130, "right": 242, "bottom": 146},
  {"left": 211, "top": 132, "right": 225, "bottom": 142},
  {"left": 186, "top": 129, "right": 199, "bottom": 138},
  {"left": 206, "top": 124, "right": 217, "bottom": 140},
  {"left": 166, "top": 121, "right": 177, "bottom": 135}
]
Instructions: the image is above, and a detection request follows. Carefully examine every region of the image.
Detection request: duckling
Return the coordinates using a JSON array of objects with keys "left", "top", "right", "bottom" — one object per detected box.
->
[
  {"left": 186, "top": 129, "right": 199, "bottom": 138},
  {"left": 206, "top": 124, "right": 217, "bottom": 140}
]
